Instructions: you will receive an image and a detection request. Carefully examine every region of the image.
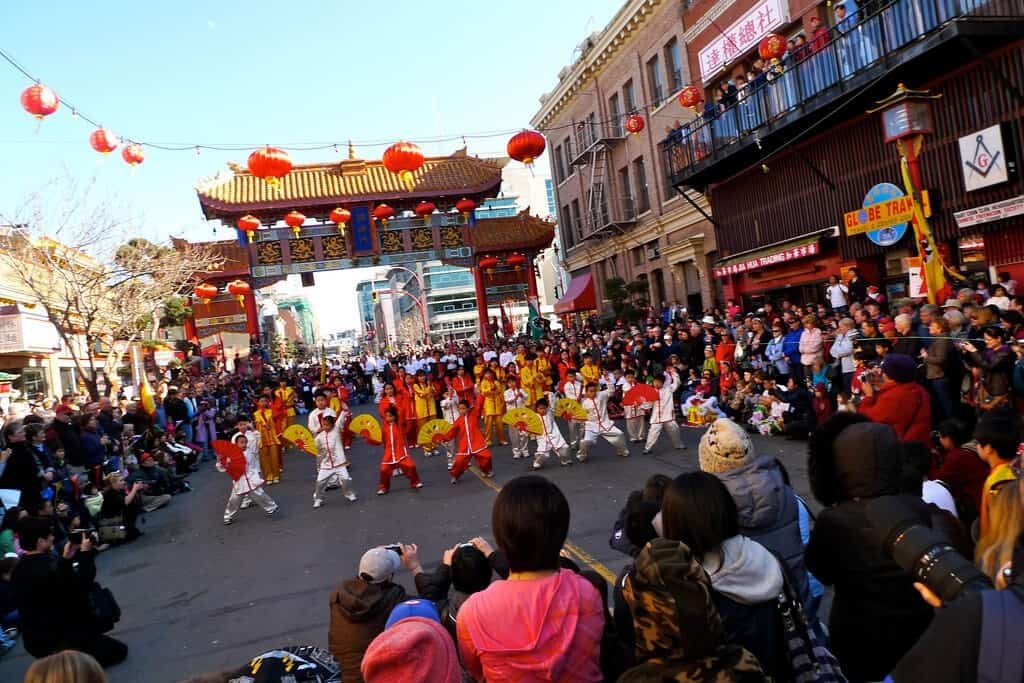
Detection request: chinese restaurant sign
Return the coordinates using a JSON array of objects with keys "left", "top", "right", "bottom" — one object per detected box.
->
[
  {"left": 697, "top": 0, "right": 788, "bottom": 83},
  {"left": 713, "top": 241, "right": 819, "bottom": 278}
]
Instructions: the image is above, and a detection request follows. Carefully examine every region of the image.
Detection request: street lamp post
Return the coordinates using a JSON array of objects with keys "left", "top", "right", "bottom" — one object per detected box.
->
[{"left": 870, "top": 83, "right": 947, "bottom": 304}]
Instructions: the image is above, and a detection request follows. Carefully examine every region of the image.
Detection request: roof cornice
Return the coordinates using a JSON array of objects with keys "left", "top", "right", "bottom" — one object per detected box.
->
[{"left": 530, "top": 0, "right": 664, "bottom": 130}]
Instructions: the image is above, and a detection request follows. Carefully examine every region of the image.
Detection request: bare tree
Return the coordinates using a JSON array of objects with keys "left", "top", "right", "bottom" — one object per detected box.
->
[{"left": 0, "top": 178, "right": 224, "bottom": 399}]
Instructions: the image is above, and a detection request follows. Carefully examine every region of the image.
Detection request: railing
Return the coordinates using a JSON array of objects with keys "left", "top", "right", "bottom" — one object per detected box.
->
[
  {"left": 573, "top": 121, "right": 627, "bottom": 162},
  {"left": 583, "top": 195, "right": 638, "bottom": 236},
  {"left": 660, "top": 0, "right": 1024, "bottom": 182}
]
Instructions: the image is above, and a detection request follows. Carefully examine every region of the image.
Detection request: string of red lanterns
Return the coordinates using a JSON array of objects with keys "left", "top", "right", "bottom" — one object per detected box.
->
[{"left": 284, "top": 210, "right": 306, "bottom": 237}]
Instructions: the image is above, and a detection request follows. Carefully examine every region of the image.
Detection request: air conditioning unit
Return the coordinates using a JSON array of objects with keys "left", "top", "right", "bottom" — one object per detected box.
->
[{"left": 646, "top": 247, "right": 660, "bottom": 260}]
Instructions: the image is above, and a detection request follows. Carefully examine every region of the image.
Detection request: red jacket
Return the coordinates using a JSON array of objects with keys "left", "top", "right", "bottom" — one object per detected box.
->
[
  {"left": 443, "top": 395, "right": 487, "bottom": 455},
  {"left": 366, "top": 420, "right": 411, "bottom": 466},
  {"left": 859, "top": 380, "right": 932, "bottom": 445}
]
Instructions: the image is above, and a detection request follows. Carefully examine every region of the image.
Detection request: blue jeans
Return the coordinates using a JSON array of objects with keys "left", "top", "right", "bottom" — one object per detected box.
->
[{"left": 929, "top": 377, "right": 954, "bottom": 421}]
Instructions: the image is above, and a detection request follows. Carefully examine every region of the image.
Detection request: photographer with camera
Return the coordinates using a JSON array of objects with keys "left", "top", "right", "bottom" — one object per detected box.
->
[
  {"left": 867, "top": 463, "right": 1024, "bottom": 682},
  {"left": 10, "top": 516, "right": 127, "bottom": 667},
  {"left": 328, "top": 545, "right": 408, "bottom": 683}
]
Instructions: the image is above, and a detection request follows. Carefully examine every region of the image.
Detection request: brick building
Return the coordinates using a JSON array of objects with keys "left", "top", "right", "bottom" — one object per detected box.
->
[{"left": 532, "top": 0, "right": 717, "bottom": 321}]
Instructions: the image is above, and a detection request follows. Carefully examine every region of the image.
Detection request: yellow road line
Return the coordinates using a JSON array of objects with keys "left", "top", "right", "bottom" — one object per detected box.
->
[{"left": 469, "top": 467, "right": 617, "bottom": 584}]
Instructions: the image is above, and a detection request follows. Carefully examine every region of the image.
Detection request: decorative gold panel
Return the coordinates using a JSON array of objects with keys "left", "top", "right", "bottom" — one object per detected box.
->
[
  {"left": 256, "top": 241, "right": 283, "bottom": 265},
  {"left": 440, "top": 226, "right": 463, "bottom": 248},
  {"left": 380, "top": 231, "right": 403, "bottom": 254},
  {"left": 322, "top": 235, "right": 348, "bottom": 259},
  {"left": 410, "top": 228, "right": 434, "bottom": 250},
  {"left": 290, "top": 238, "right": 315, "bottom": 262}
]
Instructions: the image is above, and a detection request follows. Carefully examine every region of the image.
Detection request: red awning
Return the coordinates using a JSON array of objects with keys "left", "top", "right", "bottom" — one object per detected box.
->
[{"left": 555, "top": 273, "right": 596, "bottom": 315}]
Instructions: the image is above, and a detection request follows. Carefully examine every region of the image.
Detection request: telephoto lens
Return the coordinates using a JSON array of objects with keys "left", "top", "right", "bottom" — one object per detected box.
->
[{"left": 865, "top": 496, "right": 992, "bottom": 603}]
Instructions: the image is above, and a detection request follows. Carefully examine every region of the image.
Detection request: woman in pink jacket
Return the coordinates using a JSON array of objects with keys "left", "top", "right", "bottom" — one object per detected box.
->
[
  {"left": 457, "top": 476, "right": 604, "bottom": 682},
  {"left": 798, "top": 314, "right": 824, "bottom": 373}
]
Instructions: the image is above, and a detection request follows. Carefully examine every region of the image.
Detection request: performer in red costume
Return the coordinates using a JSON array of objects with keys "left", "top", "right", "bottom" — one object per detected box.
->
[
  {"left": 362, "top": 406, "right": 423, "bottom": 495},
  {"left": 440, "top": 394, "right": 494, "bottom": 484}
]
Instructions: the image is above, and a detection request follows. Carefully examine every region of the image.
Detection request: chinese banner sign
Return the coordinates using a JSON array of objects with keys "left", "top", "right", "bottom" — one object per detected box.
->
[
  {"left": 349, "top": 205, "right": 376, "bottom": 256},
  {"left": 713, "top": 241, "right": 819, "bottom": 278},
  {"left": 697, "top": 0, "right": 789, "bottom": 83}
]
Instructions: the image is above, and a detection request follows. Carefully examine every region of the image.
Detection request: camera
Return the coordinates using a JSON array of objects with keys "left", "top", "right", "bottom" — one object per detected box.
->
[
  {"left": 866, "top": 496, "right": 992, "bottom": 603},
  {"left": 69, "top": 528, "right": 98, "bottom": 546},
  {"left": 384, "top": 544, "right": 404, "bottom": 556}
]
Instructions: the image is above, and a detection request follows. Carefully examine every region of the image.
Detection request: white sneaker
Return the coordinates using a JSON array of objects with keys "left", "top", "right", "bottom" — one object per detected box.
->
[
  {"left": 313, "top": 499, "right": 324, "bottom": 508},
  {"left": 223, "top": 518, "right": 233, "bottom": 525},
  {"left": 345, "top": 493, "right": 358, "bottom": 502},
  {"left": 532, "top": 460, "right": 543, "bottom": 470}
]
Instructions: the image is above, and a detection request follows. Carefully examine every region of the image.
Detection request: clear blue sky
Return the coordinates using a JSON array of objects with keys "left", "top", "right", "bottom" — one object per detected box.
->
[{"left": 0, "top": 0, "right": 621, "bottom": 330}]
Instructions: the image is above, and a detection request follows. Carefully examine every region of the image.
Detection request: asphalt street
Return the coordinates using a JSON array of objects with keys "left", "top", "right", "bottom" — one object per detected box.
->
[{"left": 0, "top": 414, "right": 816, "bottom": 683}]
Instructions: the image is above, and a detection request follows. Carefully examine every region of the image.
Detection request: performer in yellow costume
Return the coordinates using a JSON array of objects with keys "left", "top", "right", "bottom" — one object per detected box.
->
[
  {"left": 479, "top": 369, "right": 506, "bottom": 446},
  {"left": 412, "top": 371, "right": 437, "bottom": 433},
  {"left": 580, "top": 356, "right": 601, "bottom": 386},
  {"left": 274, "top": 379, "right": 297, "bottom": 418},
  {"left": 253, "top": 396, "right": 282, "bottom": 484}
]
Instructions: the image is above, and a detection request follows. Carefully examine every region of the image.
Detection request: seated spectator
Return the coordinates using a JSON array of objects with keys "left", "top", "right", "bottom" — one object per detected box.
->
[
  {"left": 609, "top": 473, "right": 671, "bottom": 557},
  {"left": 697, "top": 418, "right": 811, "bottom": 610},
  {"left": 328, "top": 546, "right": 407, "bottom": 683},
  {"left": 858, "top": 353, "right": 932, "bottom": 444},
  {"left": 127, "top": 451, "right": 186, "bottom": 499},
  {"left": 0, "top": 420, "right": 44, "bottom": 515},
  {"left": 99, "top": 473, "right": 148, "bottom": 543},
  {"left": 661, "top": 471, "right": 786, "bottom": 678},
  {"left": 0, "top": 506, "right": 25, "bottom": 555},
  {"left": 362, "top": 605, "right": 462, "bottom": 683},
  {"left": 617, "top": 537, "right": 765, "bottom": 682},
  {"left": 401, "top": 537, "right": 507, "bottom": 641},
  {"left": 11, "top": 516, "right": 127, "bottom": 667},
  {"left": 24, "top": 650, "right": 107, "bottom": 683},
  {"left": 457, "top": 475, "right": 604, "bottom": 682},
  {"left": 805, "top": 414, "right": 939, "bottom": 681},
  {"left": 181, "top": 645, "right": 340, "bottom": 683}
]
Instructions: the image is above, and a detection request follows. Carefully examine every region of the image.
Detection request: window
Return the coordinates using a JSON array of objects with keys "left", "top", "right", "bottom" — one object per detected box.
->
[
  {"left": 563, "top": 136, "right": 573, "bottom": 170},
  {"left": 634, "top": 157, "right": 651, "bottom": 213},
  {"left": 19, "top": 367, "right": 46, "bottom": 397},
  {"left": 561, "top": 204, "right": 574, "bottom": 248},
  {"left": 647, "top": 54, "right": 665, "bottom": 105},
  {"left": 59, "top": 367, "right": 76, "bottom": 396},
  {"left": 665, "top": 38, "right": 683, "bottom": 93},
  {"left": 623, "top": 79, "right": 637, "bottom": 112},
  {"left": 553, "top": 144, "right": 565, "bottom": 183},
  {"left": 619, "top": 166, "right": 633, "bottom": 218},
  {"left": 609, "top": 93, "right": 623, "bottom": 136},
  {"left": 570, "top": 199, "right": 582, "bottom": 240},
  {"left": 632, "top": 246, "right": 644, "bottom": 266}
]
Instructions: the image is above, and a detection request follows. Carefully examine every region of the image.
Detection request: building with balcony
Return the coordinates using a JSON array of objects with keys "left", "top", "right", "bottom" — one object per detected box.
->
[
  {"left": 660, "top": 0, "right": 1024, "bottom": 306},
  {"left": 532, "top": 0, "right": 718, "bottom": 322}
]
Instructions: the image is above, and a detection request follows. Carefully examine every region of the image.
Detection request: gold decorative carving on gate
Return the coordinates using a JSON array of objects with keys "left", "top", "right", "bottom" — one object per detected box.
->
[
  {"left": 380, "top": 231, "right": 403, "bottom": 254},
  {"left": 440, "top": 226, "right": 463, "bottom": 248},
  {"left": 322, "top": 235, "right": 348, "bottom": 259},
  {"left": 290, "top": 238, "right": 315, "bottom": 262},
  {"left": 256, "top": 241, "right": 283, "bottom": 265},
  {"left": 410, "top": 228, "right": 434, "bottom": 250}
]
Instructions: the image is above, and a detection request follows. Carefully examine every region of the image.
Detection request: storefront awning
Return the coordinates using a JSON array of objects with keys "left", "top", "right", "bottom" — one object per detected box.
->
[
  {"left": 555, "top": 273, "right": 597, "bottom": 315},
  {"left": 712, "top": 233, "right": 827, "bottom": 278}
]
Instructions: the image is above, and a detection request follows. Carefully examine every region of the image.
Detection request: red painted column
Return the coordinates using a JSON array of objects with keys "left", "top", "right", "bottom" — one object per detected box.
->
[
  {"left": 243, "top": 289, "right": 259, "bottom": 341},
  {"left": 182, "top": 307, "right": 199, "bottom": 345},
  {"left": 473, "top": 266, "right": 490, "bottom": 344}
]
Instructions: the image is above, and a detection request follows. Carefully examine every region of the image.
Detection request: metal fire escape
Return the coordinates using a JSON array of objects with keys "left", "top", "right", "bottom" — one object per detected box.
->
[{"left": 569, "top": 116, "right": 635, "bottom": 241}]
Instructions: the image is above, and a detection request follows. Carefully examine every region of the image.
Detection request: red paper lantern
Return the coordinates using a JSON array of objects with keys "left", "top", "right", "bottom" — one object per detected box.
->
[
  {"left": 247, "top": 146, "right": 293, "bottom": 188},
  {"left": 237, "top": 214, "right": 261, "bottom": 240},
  {"left": 373, "top": 203, "right": 395, "bottom": 225},
  {"left": 678, "top": 85, "right": 703, "bottom": 110},
  {"left": 193, "top": 282, "right": 218, "bottom": 304},
  {"left": 329, "top": 207, "right": 351, "bottom": 233},
  {"left": 506, "top": 253, "right": 527, "bottom": 271},
  {"left": 284, "top": 210, "right": 306, "bottom": 237},
  {"left": 89, "top": 128, "right": 119, "bottom": 154},
  {"left": 382, "top": 141, "right": 424, "bottom": 191},
  {"left": 121, "top": 143, "right": 145, "bottom": 167},
  {"left": 624, "top": 114, "right": 645, "bottom": 136},
  {"left": 227, "top": 279, "right": 250, "bottom": 306},
  {"left": 414, "top": 201, "right": 436, "bottom": 224},
  {"left": 455, "top": 197, "right": 477, "bottom": 218},
  {"left": 478, "top": 255, "right": 498, "bottom": 276},
  {"left": 758, "top": 33, "right": 787, "bottom": 61},
  {"left": 20, "top": 84, "right": 59, "bottom": 120},
  {"left": 506, "top": 130, "right": 546, "bottom": 166}
]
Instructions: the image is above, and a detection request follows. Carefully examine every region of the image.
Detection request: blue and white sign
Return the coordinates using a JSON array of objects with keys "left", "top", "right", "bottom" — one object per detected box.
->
[{"left": 862, "top": 182, "right": 909, "bottom": 247}]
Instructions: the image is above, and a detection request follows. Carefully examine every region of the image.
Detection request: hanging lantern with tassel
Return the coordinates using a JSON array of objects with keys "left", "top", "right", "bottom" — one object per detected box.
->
[
  {"left": 329, "top": 207, "right": 351, "bottom": 234},
  {"left": 227, "top": 279, "right": 250, "bottom": 306},
  {"left": 193, "top": 283, "right": 219, "bottom": 304},
  {"left": 284, "top": 210, "right": 306, "bottom": 237},
  {"left": 237, "top": 215, "right": 261, "bottom": 241}
]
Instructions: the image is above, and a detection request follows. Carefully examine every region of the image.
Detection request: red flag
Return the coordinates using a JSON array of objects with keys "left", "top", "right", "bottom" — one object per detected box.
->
[{"left": 500, "top": 301, "right": 514, "bottom": 336}]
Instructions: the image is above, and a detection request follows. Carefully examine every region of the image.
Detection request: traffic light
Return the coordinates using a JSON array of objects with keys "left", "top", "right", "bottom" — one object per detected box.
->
[{"left": 371, "top": 291, "right": 379, "bottom": 304}]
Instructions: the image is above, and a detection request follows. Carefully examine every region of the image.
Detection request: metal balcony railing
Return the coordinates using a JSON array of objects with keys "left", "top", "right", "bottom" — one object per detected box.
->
[
  {"left": 582, "top": 195, "right": 639, "bottom": 237},
  {"left": 571, "top": 122, "right": 627, "bottom": 165},
  {"left": 659, "top": 0, "right": 1024, "bottom": 184}
]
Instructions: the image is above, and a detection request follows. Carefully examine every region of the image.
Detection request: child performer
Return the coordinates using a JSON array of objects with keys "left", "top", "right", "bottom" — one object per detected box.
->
[
  {"left": 532, "top": 394, "right": 572, "bottom": 469},
  {"left": 503, "top": 376, "right": 530, "bottom": 460},
  {"left": 439, "top": 387, "right": 459, "bottom": 471},
  {"left": 579, "top": 382, "right": 629, "bottom": 461},
  {"left": 479, "top": 369, "right": 504, "bottom": 447},
  {"left": 308, "top": 391, "right": 336, "bottom": 433},
  {"left": 253, "top": 396, "right": 282, "bottom": 484},
  {"left": 562, "top": 370, "right": 585, "bottom": 449},
  {"left": 412, "top": 371, "right": 438, "bottom": 456},
  {"left": 443, "top": 394, "right": 494, "bottom": 484},
  {"left": 362, "top": 406, "right": 423, "bottom": 496},
  {"left": 643, "top": 371, "right": 686, "bottom": 454},
  {"left": 621, "top": 369, "right": 646, "bottom": 444},
  {"left": 312, "top": 413, "right": 356, "bottom": 508},
  {"left": 220, "top": 419, "right": 278, "bottom": 525}
]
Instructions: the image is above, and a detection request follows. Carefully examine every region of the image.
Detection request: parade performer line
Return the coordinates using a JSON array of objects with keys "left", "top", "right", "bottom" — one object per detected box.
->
[{"left": 468, "top": 467, "right": 617, "bottom": 584}]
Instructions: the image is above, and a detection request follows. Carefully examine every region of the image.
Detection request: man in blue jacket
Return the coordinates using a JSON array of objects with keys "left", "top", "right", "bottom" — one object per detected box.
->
[{"left": 782, "top": 314, "right": 804, "bottom": 386}]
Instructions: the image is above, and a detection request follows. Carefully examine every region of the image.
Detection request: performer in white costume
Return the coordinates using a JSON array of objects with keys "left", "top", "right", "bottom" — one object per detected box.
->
[
  {"left": 220, "top": 419, "right": 278, "bottom": 525},
  {"left": 644, "top": 370, "right": 686, "bottom": 454},
  {"left": 578, "top": 382, "right": 628, "bottom": 461},
  {"left": 312, "top": 413, "right": 356, "bottom": 508},
  {"left": 532, "top": 393, "right": 572, "bottom": 468},
  {"left": 503, "top": 376, "right": 530, "bottom": 459}
]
